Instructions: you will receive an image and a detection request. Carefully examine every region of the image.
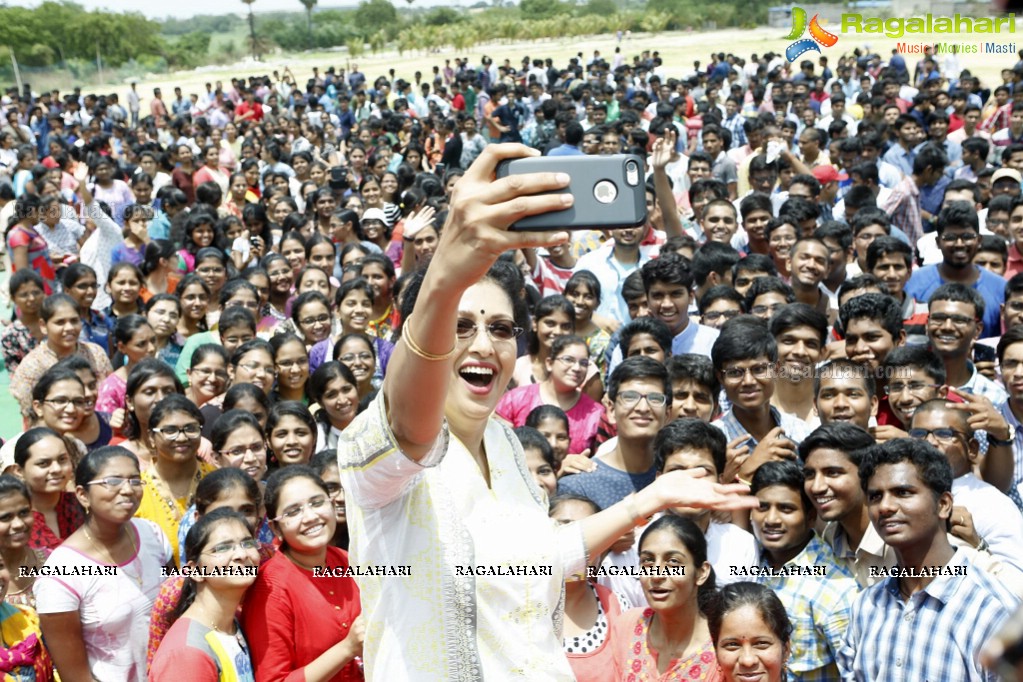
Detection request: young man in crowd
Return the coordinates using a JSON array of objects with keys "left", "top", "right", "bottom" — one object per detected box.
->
[
  {"left": 838, "top": 439, "right": 1019, "bottom": 681},
  {"left": 813, "top": 359, "right": 879, "bottom": 434},
  {"left": 788, "top": 238, "right": 833, "bottom": 320},
  {"left": 909, "top": 399, "right": 1023, "bottom": 576},
  {"left": 769, "top": 303, "right": 828, "bottom": 422},
  {"left": 750, "top": 460, "right": 857, "bottom": 680}
]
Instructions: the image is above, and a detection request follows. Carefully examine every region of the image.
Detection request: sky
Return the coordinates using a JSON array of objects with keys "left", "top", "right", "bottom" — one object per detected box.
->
[{"left": 23, "top": 0, "right": 449, "bottom": 19}]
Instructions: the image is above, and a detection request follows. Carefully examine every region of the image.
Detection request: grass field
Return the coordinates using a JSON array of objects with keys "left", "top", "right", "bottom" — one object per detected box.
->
[{"left": 91, "top": 25, "right": 1020, "bottom": 105}]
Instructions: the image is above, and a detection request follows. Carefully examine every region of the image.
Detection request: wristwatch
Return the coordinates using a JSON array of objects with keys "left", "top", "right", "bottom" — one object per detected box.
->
[{"left": 989, "top": 423, "right": 1016, "bottom": 447}]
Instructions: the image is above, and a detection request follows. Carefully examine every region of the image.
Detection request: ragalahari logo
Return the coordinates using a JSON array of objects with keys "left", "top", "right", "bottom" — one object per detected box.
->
[{"left": 784, "top": 7, "right": 839, "bottom": 62}]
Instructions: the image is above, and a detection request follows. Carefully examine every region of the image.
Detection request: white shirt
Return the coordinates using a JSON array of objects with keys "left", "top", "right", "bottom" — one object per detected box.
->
[
  {"left": 573, "top": 242, "right": 659, "bottom": 323},
  {"left": 80, "top": 199, "right": 126, "bottom": 311},
  {"left": 34, "top": 519, "right": 173, "bottom": 682},
  {"left": 339, "top": 392, "right": 586, "bottom": 681},
  {"left": 953, "top": 472, "right": 1023, "bottom": 575}
]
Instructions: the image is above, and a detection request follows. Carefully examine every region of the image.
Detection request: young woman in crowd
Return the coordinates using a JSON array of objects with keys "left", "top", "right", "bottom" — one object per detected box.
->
[
  {"left": 53, "top": 356, "right": 112, "bottom": 451},
  {"left": 177, "top": 213, "right": 217, "bottom": 275},
  {"left": 308, "top": 449, "right": 349, "bottom": 550},
  {"left": 515, "top": 426, "right": 558, "bottom": 498},
  {"left": 512, "top": 294, "right": 575, "bottom": 388},
  {"left": 95, "top": 315, "right": 157, "bottom": 414},
  {"left": 13, "top": 427, "right": 83, "bottom": 551},
  {"left": 263, "top": 254, "right": 295, "bottom": 324},
  {"left": 1, "top": 269, "right": 46, "bottom": 373},
  {"left": 175, "top": 275, "right": 212, "bottom": 340},
  {"left": 563, "top": 270, "right": 610, "bottom": 395},
  {"left": 270, "top": 334, "right": 311, "bottom": 404},
  {"left": 12, "top": 294, "right": 112, "bottom": 420},
  {"left": 309, "top": 361, "right": 359, "bottom": 453},
  {"left": 36, "top": 447, "right": 173, "bottom": 681},
  {"left": 140, "top": 239, "right": 181, "bottom": 302},
  {"left": 525, "top": 405, "right": 573, "bottom": 470},
  {"left": 309, "top": 279, "right": 393, "bottom": 374},
  {"left": 193, "top": 248, "right": 230, "bottom": 328},
  {"left": 149, "top": 508, "right": 260, "bottom": 680},
  {"left": 185, "top": 344, "right": 230, "bottom": 410},
  {"left": 240, "top": 466, "right": 363, "bottom": 682},
  {"left": 224, "top": 172, "right": 249, "bottom": 221},
  {"left": 332, "top": 332, "right": 379, "bottom": 401},
  {"left": 266, "top": 401, "right": 316, "bottom": 468},
  {"left": 550, "top": 494, "right": 626, "bottom": 682},
  {"left": 0, "top": 474, "right": 50, "bottom": 609},
  {"left": 104, "top": 262, "right": 146, "bottom": 321},
  {"left": 291, "top": 291, "right": 334, "bottom": 350},
  {"left": 117, "top": 358, "right": 184, "bottom": 471},
  {"left": 134, "top": 395, "right": 215, "bottom": 564},
  {"left": 498, "top": 334, "right": 603, "bottom": 457},
  {"left": 210, "top": 410, "right": 270, "bottom": 487},
  {"left": 279, "top": 230, "right": 309, "bottom": 277},
  {"left": 6, "top": 194, "right": 55, "bottom": 293},
  {"left": 171, "top": 144, "right": 198, "bottom": 206},
  {"left": 707, "top": 582, "right": 792, "bottom": 682},
  {"left": 146, "top": 468, "right": 274, "bottom": 666},
  {"left": 192, "top": 145, "right": 229, "bottom": 197},
  {"left": 13, "top": 369, "right": 87, "bottom": 462},
  {"left": 61, "top": 263, "right": 110, "bottom": 352},
  {"left": 611, "top": 515, "right": 720, "bottom": 680},
  {"left": 90, "top": 155, "right": 135, "bottom": 224},
  {"left": 146, "top": 293, "right": 185, "bottom": 368},
  {"left": 0, "top": 548, "right": 55, "bottom": 680}
]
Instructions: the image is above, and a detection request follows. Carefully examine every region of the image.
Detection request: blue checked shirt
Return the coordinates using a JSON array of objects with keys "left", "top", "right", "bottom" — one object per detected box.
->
[
  {"left": 755, "top": 534, "right": 857, "bottom": 681},
  {"left": 838, "top": 549, "right": 1019, "bottom": 681},
  {"left": 722, "top": 113, "right": 748, "bottom": 149},
  {"left": 713, "top": 405, "right": 810, "bottom": 451}
]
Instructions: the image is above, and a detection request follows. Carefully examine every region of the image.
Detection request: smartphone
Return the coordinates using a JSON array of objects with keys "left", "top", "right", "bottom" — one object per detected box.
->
[
  {"left": 974, "top": 344, "right": 997, "bottom": 364},
  {"left": 434, "top": 163, "right": 446, "bottom": 179},
  {"left": 329, "top": 166, "right": 349, "bottom": 190},
  {"left": 496, "top": 154, "right": 647, "bottom": 231}
]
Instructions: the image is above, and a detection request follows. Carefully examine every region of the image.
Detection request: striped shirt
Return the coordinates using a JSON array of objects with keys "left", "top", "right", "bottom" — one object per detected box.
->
[
  {"left": 838, "top": 549, "right": 1018, "bottom": 681},
  {"left": 713, "top": 404, "right": 810, "bottom": 451}
]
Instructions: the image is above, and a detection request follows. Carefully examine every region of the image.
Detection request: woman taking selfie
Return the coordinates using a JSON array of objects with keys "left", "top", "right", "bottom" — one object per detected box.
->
[{"left": 337, "top": 145, "right": 755, "bottom": 680}]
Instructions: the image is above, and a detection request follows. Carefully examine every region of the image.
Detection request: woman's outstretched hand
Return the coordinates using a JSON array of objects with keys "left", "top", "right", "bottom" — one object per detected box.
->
[
  {"left": 651, "top": 468, "right": 758, "bottom": 513},
  {"left": 431, "top": 144, "right": 572, "bottom": 289}
]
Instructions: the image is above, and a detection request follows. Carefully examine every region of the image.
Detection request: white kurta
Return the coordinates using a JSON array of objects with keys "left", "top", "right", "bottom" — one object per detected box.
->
[{"left": 339, "top": 392, "right": 587, "bottom": 681}]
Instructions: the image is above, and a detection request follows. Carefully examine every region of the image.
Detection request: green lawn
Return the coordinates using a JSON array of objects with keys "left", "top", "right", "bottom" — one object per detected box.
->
[{"left": 0, "top": 271, "right": 23, "bottom": 441}]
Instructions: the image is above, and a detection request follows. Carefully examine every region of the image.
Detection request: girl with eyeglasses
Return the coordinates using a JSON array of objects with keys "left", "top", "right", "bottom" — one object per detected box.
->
[
  {"left": 309, "top": 450, "right": 349, "bottom": 550},
  {"left": 270, "top": 334, "right": 311, "bottom": 405},
  {"left": 36, "top": 446, "right": 174, "bottom": 682},
  {"left": 241, "top": 466, "right": 363, "bottom": 682},
  {"left": 116, "top": 358, "right": 184, "bottom": 471},
  {"left": 51, "top": 355, "right": 113, "bottom": 453},
  {"left": 290, "top": 291, "right": 334, "bottom": 350},
  {"left": 135, "top": 395, "right": 216, "bottom": 566},
  {"left": 186, "top": 344, "right": 230, "bottom": 411},
  {"left": 0, "top": 473, "right": 50, "bottom": 610},
  {"left": 332, "top": 332, "right": 378, "bottom": 401},
  {"left": 149, "top": 509, "right": 261, "bottom": 681},
  {"left": 197, "top": 339, "right": 275, "bottom": 435},
  {"left": 309, "top": 362, "right": 360, "bottom": 453},
  {"left": 308, "top": 279, "right": 394, "bottom": 377},
  {"left": 498, "top": 335, "right": 603, "bottom": 458},
  {"left": 13, "top": 427, "right": 83, "bottom": 553},
  {"left": 148, "top": 468, "right": 276, "bottom": 667}
]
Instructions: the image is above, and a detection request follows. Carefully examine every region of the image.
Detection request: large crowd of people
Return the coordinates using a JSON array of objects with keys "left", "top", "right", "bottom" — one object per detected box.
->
[{"left": 0, "top": 36, "right": 1022, "bottom": 681}]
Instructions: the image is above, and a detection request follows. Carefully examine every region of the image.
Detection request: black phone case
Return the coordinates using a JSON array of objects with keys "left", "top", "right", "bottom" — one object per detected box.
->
[{"left": 496, "top": 154, "right": 647, "bottom": 231}]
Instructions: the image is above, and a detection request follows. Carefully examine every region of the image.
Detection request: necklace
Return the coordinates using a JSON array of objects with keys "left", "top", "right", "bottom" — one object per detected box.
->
[
  {"left": 84, "top": 524, "right": 141, "bottom": 587},
  {"left": 146, "top": 465, "right": 202, "bottom": 523}
]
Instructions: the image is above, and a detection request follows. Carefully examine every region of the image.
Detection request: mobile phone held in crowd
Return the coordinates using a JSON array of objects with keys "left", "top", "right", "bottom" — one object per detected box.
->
[{"left": 496, "top": 154, "right": 647, "bottom": 232}]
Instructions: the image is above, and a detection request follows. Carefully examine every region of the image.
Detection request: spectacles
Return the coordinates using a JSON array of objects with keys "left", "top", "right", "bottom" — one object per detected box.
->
[
  {"left": 455, "top": 319, "right": 524, "bottom": 342},
  {"left": 884, "top": 382, "right": 941, "bottom": 396},
  {"left": 43, "top": 397, "right": 90, "bottom": 410},
  {"left": 908, "top": 427, "right": 967, "bottom": 443},
  {"left": 238, "top": 361, "right": 273, "bottom": 375},
  {"left": 340, "top": 352, "right": 374, "bottom": 363},
  {"left": 751, "top": 304, "right": 783, "bottom": 317},
  {"left": 299, "top": 314, "right": 331, "bottom": 327},
  {"left": 272, "top": 495, "right": 329, "bottom": 522},
  {"left": 197, "top": 266, "right": 226, "bottom": 276},
  {"left": 616, "top": 390, "right": 668, "bottom": 408},
  {"left": 152, "top": 424, "right": 203, "bottom": 440},
  {"left": 722, "top": 363, "right": 773, "bottom": 380},
  {"left": 702, "top": 309, "right": 740, "bottom": 323},
  {"left": 87, "top": 476, "right": 144, "bottom": 489},
  {"left": 219, "top": 443, "right": 266, "bottom": 459},
  {"left": 191, "top": 367, "right": 229, "bottom": 380},
  {"left": 938, "top": 232, "right": 979, "bottom": 243},
  {"left": 928, "top": 313, "right": 977, "bottom": 327},
  {"left": 203, "top": 538, "right": 260, "bottom": 556},
  {"left": 556, "top": 355, "right": 591, "bottom": 369},
  {"left": 276, "top": 358, "right": 309, "bottom": 370}
]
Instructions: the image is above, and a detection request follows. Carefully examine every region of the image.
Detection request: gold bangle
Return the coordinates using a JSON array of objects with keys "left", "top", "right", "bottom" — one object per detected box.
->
[
  {"left": 402, "top": 316, "right": 457, "bottom": 362},
  {"left": 626, "top": 493, "right": 650, "bottom": 527}
]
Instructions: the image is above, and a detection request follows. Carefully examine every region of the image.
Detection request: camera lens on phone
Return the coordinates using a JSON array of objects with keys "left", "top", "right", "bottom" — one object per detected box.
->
[{"left": 625, "top": 161, "right": 640, "bottom": 186}]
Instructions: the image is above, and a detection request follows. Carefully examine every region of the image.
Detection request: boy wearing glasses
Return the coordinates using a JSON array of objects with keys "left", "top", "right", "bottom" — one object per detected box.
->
[
  {"left": 557, "top": 356, "right": 670, "bottom": 510},
  {"left": 906, "top": 202, "right": 1005, "bottom": 338},
  {"left": 711, "top": 318, "right": 808, "bottom": 483},
  {"left": 909, "top": 399, "right": 1023, "bottom": 577}
]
